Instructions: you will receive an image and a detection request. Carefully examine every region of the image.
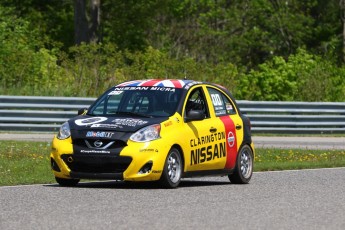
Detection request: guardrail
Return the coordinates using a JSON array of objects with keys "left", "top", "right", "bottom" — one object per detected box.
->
[{"left": 1, "top": 95, "right": 345, "bottom": 134}]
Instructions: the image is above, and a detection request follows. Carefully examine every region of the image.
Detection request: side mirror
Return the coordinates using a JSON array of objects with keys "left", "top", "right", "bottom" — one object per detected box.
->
[
  {"left": 78, "top": 108, "right": 87, "bottom": 115},
  {"left": 185, "top": 110, "right": 205, "bottom": 122}
]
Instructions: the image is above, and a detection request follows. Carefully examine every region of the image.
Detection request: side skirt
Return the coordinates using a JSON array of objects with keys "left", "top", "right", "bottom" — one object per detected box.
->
[{"left": 182, "top": 169, "right": 234, "bottom": 178}]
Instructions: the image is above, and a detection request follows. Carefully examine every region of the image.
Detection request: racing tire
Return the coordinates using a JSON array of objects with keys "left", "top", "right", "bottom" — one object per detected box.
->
[
  {"left": 229, "top": 145, "right": 253, "bottom": 184},
  {"left": 55, "top": 177, "right": 80, "bottom": 187},
  {"left": 159, "top": 148, "right": 183, "bottom": 188}
]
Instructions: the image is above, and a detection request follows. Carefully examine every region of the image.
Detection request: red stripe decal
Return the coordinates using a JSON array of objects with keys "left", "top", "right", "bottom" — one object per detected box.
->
[
  {"left": 171, "top": 80, "right": 182, "bottom": 88},
  {"left": 140, "top": 79, "right": 161, "bottom": 86},
  {"left": 219, "top": 116, "right": 237, "bottom": 169}
]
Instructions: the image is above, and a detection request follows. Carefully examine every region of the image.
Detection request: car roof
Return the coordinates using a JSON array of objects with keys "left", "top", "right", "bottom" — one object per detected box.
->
[{"left": 115, "top": 79, "right": 202, "bottom": 89}]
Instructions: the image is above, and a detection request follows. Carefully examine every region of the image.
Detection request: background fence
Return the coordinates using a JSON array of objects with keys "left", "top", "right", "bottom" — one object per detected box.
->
[{"left": 1, "top": 95, "right": 345, "bottom": 134}]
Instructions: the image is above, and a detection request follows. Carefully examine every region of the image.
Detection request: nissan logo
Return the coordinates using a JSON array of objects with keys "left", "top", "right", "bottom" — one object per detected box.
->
[{"left": 94, "top": 140, "right": 103, "bottom": 148}]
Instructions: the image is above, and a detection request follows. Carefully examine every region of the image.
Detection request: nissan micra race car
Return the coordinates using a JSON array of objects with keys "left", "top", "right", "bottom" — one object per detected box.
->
[{"left": 50, "top": 79, "right": 254, "bottom": 188}]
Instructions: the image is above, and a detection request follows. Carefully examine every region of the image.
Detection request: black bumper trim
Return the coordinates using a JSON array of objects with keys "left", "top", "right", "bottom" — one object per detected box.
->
[
  {"left": 70, "top": 172, "right": 123, "bottom": 180},
  {"left": 61, "top": 154, "right": 132, "bottom": 174},
  {"left": 183, "top": 169, "right": 234, "bottom": 178}
]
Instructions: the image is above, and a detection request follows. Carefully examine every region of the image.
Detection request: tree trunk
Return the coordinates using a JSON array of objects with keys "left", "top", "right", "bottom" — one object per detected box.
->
[
  {"left": 341, "top": 0, "right": 345, "bottom": 62},
  {"left": 74, "top": 0, "right": 89, "bottom": 44},
  {"left": 74, "top": 0, "right": 101, "bottom": 44},
  {"left": 89, "top": 0, "right": 101, "bottom": 43}
]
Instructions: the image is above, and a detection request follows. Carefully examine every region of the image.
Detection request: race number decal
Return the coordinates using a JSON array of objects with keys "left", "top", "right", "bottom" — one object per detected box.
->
[
  {"left": 211, "top": 94, "right": 223, "bottom": 106},
  {"left": 75, "top": 117, "right": 108, "bottom": 126}
]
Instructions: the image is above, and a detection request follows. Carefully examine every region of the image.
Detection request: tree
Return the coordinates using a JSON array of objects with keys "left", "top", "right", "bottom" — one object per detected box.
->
[
  {"left": 0, "top": 0, "right": 74, "bottom": 49},
  {"left": 147, "top": 0, "right": 317, "bottom": 66},
  {"left": 101, "top": 0, "right": 162, "bottom": 50}
]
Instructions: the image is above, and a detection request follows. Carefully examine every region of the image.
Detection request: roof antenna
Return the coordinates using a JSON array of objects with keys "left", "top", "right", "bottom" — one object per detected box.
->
[{"left": 184, "top": 69, "right": 187, "bottom": 80}]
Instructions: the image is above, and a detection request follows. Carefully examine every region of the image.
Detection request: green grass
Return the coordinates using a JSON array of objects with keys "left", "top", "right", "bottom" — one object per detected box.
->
[
  {"left": 1, "top": 140, "right": 345, "bottom": 186},
  {"left": 255, "top": 148, "right": 345, "bottom": 171},
  {"left": 0, "top": 141, "right": 54, "bottom": 186}
]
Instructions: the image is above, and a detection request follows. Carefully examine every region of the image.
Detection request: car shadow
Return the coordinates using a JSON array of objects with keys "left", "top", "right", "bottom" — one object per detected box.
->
[{"left": 44, "top": 179, "right": 231, "bottom": 190}]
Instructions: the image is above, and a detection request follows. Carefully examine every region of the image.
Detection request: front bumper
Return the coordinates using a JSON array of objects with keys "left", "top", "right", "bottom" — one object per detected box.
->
[{"left": 50, "top": 136, "right": 168, "bottom": 182}]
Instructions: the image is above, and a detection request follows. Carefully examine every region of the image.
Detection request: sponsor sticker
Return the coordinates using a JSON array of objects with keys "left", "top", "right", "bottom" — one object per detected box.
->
[
  {"left": 113, "top": 118, "right": 148, "bottom": 127},
  {"left": 226, "top": 103, "right": 233, "bottom": 113},
  {"left": 227, "top": 131, "right": 235, "bottom": 147},
  {"left": 189, "top": 131, "right": 227, "bottom": 165},
  {"left": 184, "top": 81, "right": 201, "bottom": 90},
  {"left": 86, "top": 131, "right": 114, "bottom": 138},
  {"left": 91, "top": 124, "right": 123, "bottom": 129},
  {"left": 112, "top": 87, "right": 176, "bottom": 92},
  {"left": 139, "top": 149, "right": 158, "bottom": 153},
  {"left": 108, "top": 90, "right": 123, "bottom": 95},
  {"left": 80, "top": 150, "right": 110, "bottom": 154},
  {"left": 215, "top": 110, "right": 226, "bottom": 115},
  {"left": 164, "top": 121, "right": 173, "bottom": 127}
]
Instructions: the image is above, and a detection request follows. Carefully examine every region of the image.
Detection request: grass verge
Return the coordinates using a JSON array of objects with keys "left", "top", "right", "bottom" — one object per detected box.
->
[
  {"left": 255, "top": 148, "right": 345, "bottom": 171},
  {"left": 0, "top": 141, "right": 53, "bottom": 186},
  {"left": 1, "top": 140, "right": 345, "bottom": 186}
]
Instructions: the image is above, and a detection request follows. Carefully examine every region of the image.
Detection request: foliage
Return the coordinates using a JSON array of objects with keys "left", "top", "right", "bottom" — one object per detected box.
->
[
  {"left": 58, "top": 43, "right": 126, "bottom": 96},
  {"left": 237, "top": 49, "right": 345, "bottom": 101},
  {"left": 0, "top": 0, "right": 74, "bottom": 49},
  {"left": 0, "top": 1, "right": 344, "bottom": 101},
  {"left": 147, "top": 0, "right": 318, "bottom": 66},
  {"left": 56, "top": 44, "right": 239, "bottom": 97},
  {"left": 101, "top": 0, "right": 163, "bottom": 51},
  {"left": 0, "top": 6, "right": 63, "bottom": 95}
]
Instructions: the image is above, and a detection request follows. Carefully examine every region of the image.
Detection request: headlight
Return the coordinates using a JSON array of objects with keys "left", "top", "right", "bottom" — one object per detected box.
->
[
  {"left": 130, "top": 124, "right": 161, "bottom": 142},
  {"left": 57, "top": 122, "right": 71, "bottom": 140}
]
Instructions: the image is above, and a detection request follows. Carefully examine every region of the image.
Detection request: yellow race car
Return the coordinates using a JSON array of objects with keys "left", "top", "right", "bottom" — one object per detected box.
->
[{"left": 50, "top": 79, "right": 254, "bottom": 188}]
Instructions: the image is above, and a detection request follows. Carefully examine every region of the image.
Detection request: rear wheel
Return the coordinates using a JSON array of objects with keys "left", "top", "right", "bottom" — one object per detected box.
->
[
  {"left": 229, "top": 145, "right": 253, "bottom": 184},
  {"left": 55, "top": 177, "right": 80, "bottom": 187},
  {"left": 159, "top": 148, "right": 182, "bottom": 188}
]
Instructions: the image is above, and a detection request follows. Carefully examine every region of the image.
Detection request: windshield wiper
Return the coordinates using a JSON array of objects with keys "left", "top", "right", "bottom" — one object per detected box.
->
[{"left": 115, "top": 111, "right": 152, "bottom": 118}]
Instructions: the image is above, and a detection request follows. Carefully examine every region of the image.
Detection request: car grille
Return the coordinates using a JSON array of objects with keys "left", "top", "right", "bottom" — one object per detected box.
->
[
  {"left": 73, "top": 139, "right": 127, "bottom": 150},
  {"left": 61, "top": 154, "right": 132, "bottom": 174}
]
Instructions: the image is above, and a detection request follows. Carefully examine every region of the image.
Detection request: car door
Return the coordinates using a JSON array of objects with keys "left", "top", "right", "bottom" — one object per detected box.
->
[
  {"left": 182, "top": 86, "right": 228, "bottom": 172},
  {"left": 205, "top": 86, "right": 244, "bottom": 170}
]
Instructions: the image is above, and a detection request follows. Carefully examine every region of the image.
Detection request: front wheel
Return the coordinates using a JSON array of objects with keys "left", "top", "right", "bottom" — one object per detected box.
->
[
  {"left": 55, "top": 177, "right": 80, "bottom": 187},
  {"left": 159, "top": 148, "right": 183, "bottom": 188},
  {"left": 229, "top": 145, "right": 253, "bottom": 184}
]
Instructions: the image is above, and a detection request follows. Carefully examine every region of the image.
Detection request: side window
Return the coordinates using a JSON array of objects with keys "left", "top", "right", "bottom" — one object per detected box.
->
[
  {"left": 207, "top": 87, "right": 236, "bottom": 116},
  {"left": 185, "top": 87, "right": 210, "bottom": 118}
]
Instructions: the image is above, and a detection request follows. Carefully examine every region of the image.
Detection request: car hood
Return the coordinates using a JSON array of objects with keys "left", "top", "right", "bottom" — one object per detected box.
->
[{"left": 69, "top": 115, "right": 168, "bottom": 133}]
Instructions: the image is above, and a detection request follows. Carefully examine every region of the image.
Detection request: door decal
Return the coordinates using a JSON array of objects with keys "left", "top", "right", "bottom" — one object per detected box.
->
[{"left": 219, "top": 116, "right": 237, "bottom": 169}]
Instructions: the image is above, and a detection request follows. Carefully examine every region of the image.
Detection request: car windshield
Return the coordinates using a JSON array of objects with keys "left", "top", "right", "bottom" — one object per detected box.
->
[{"left": 88, "top": 87, "right": 183, "bottom": 117}]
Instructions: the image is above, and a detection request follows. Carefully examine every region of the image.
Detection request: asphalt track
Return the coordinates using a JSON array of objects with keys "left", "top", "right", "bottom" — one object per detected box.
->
[
  {"left": 0, "top": 133, "right": 344, "bottom": 150},
  {"left": 0, "top": 168, "right": 345, "bottom": 230}
]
